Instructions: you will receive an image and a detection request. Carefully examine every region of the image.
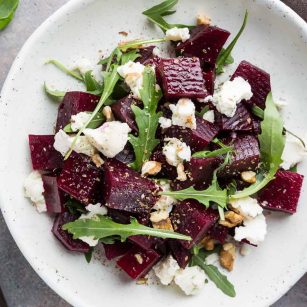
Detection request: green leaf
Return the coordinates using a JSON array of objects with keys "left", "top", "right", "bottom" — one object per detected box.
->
[
  {"left": 84, "top": 248, "right": 93, "bottom": 263},
  {"left": 129, "top": 67, "right": 162, "bottom": 170},
  {"left": 46, "top": 59, "right": 84, "bottom": 81},
  {"left": 0, "top": 0, "right": 19, "bottom": 30},
  {"left": 191, "top": 254, "right": 236, "bottom": 297},
  {"left": 119, "top": 38, "right": 166, "bottom": 52},
  {"left": 63, "top": 216, "right": 192, "bottom": 241},
  {"left": 65, "top": 199, "right": 87, "bottom": 215},
  {"left": 121, "top": 49, "right": 141, "bottom": 65},
  {"left": 197, "top": 105, "right": 210, "bottom": 117},
  {"left": 216, "top": 10, "right": 248, "bottom": 74},
  {"left": 192, "top": 147, "right": 233, "bottom": 158},
  {"left": 84, "top": 71, "right": 103, "bottom": 93},
  {"left": 143, "top": 0, "right": 178, "bottom": 16},
  {"left": 43, "top": 82, "right": 65, "bottom": 101}
]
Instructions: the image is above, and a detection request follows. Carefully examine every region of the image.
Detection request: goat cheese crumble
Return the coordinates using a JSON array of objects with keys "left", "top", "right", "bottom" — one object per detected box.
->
[
  {"left": 159, "top": 117, "right": 172, "bottom": 129},
  {"left": 70, "top": 112, "right": 92, "bottom": 132},
  {"left": 165, "top": 27, "right": 190, "bottom": 42},
  {"left": 169, "top": 98, "right": 197, "bottom": 129},
  {"left": 230, "top": 197, "right": 263, "bottom": 219},
  {"left": 153, "top": 255, "right": 180, "bottom": 285},
  {"left": 84, "top": 121, "right": 131, "bottom": 158},
  {"left": 202, "top": 110, "right": 215, "bottom": 123},
  {"left": 24, "top": 171, "right": 46, "bottom": 213},
  {"left": 213, "top": 77, "right": 253, "bottom": 117},
  {"left": 162, "top": 138, "right": 191, "bottom": 167}
]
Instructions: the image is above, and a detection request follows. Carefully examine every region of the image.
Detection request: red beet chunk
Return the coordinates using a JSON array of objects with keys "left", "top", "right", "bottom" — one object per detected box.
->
[
  {"left": 168, "top": 240, "right": 191, "bottom": 268},
  {"left": 52, "top": 212, "right": 90, "bottom": 253},
  {"left": 58, "top": 153, "right": 102, "bottom": 205},
  {"left": 219, "top": 134, "right": 260, "bottom": 177},
  {"left": 164, "top": 116, "right": 220, "bottom": 152},
  {"left": 157, "top": 57, "right": 207, "bottom": 99},
  {"left": 56, "top": 92, "right": 99, "bottom": 132},
  {"left": 231, "top": 61, "right": 271, "bottom": 109},
  {"left": 171, "top": 157, "right": 220, "bottom": 191},
  {"left": 203, "top": 70, "right": 215, "bottom": 95},
  {"left": 111, "top": 96, "right": 137, "bottom": 132},
  {"left": 258, "top": 170, "right": 304, "bottom": 214},
  {"left": 117, "top": 246, "right": 161, "bottom": 279},
  {"left": 207, "top": 224, "right": 229, "bottom": 244},
  {"left": 151, "top": 147, "right": 177, "bottom": 180},
  {"left": 103, "top": 159, "right": 160, "bottom": 215},
  {"left": 103, "top": 242, "right": 132, "bottom": 260},
  {"left": 170, "top": 200, "right": 219, "bottom": 249},
  {"left": 176, "top": 25, "right": 230, "bottom": 66},
  {"left": 129, "top": 235, "right": 164, "bottom": 251},
  {"left": 137, "top": 46, "right": 155, "bottom": 65},
  {"left": 42, "top": 175, "right": 66, "bottom": 213},
  {"left": 29, "top": 135, "right": 63, "bottom": 171}
]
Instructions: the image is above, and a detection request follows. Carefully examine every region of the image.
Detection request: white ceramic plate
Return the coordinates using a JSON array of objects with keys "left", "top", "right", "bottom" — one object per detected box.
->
[{"left": 1, "top": 0, "right": 307, "bottom": 306}]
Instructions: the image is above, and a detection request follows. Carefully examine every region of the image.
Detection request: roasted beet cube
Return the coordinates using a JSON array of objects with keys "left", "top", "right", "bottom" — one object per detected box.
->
[
  {"left": 42, "top": 175, "right": 66, "bottom": 213},
  {"left": 170, "top": 200, "right": 219, "bottom": 249},
  {"left": 129, "top": 235, "right": 164, "bottom": 251},
  {"left": 207, "top": 224, "right": 229, "bottom": 244},
  {"left": 157, "top": 57, "right": 207, "bottom": 99},
  {"left": 57, "top": 153, "right": 102, "bottom": 205},
  {"left": 137, "top": 46, "right": 155, "bottom": 65},
  {"left": 171, "top": 157, "right": 220, "bottom": 191},
  {"left": 103, "top": 159, "right": 160, "bottom": 215},
  {"left": 176, "top": 25, "right": 230, "bottom": 66},
  {"left": 219, "top": 134, "right": 260, "bottom": 177},
  {"left": 117, "top": 246, "right": 161, "bottom": 279},
  {"left": 103, "top": 242, "right": 132, "bottom": 260},
  {"left": 29, "top": 135, "right": 63, "bottom": 171},
  {"left": 164, "top": 116, "right": 220, "bottom": 152},
  {"left": 52, "top": 212, "right": 90, "bottom": 253},
  {"left": 203, "top": 69, "right": 215, "bottom": 95},
  {"left": 111, "top": 96, "right": 137, "bottom": 132},
  {"left": 168, "top": 240, "right": 191, "bottom": 268},
  {"left": 258, "top": 170, "right": 304, "bottom": 214},
  {"left": 56, "top": 92, "right": 99, "bottom": 132},
  {"left": 231, "top": 61, "right": 271, "bottom": 109}
]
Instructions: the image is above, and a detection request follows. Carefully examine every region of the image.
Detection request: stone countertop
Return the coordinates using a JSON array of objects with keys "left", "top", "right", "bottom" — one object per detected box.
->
[{"left": 0, "top": 1, "right": 306, "bottom": 306}]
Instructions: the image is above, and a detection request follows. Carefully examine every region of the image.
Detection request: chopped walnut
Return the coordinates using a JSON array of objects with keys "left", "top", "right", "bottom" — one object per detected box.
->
[
  {"left": 196, "top": 14, "right": 211, "bottom": 26},
  {"left": 176, "top": 163, "right": 187, "bottom": 181},
  {"left": 141, "top": 161, "right": 162, "bottom": 176},
  {"left": 219, "top": 211, "right": 244, "bottom": 228},
  {"left": 241, "top": 171, "right": 257, "bottom": 184},
  {"left": 152, "top": 218, "right": 174, "bottom": 231},
  {"left": 219, "top": 243, "right": 236, "bottom": 271},
  {"left": 91, "top": 154, "right": 104, "bottom": 167},
  {"left": 102, "top": 106, "right": 114, "bottom": 122},
  {"left": 150, "top": 210, "right": 169, "bottom": 223},
  {"left": 119, "top": 31, "right": 128, "bottom": 36},
  {"left": 136, "top": 277, "right": 148, "bottom": 285},
  {"left": 200, "top": 235, "right": 215, "bottom": 251},
  {"left": 134, "top": 253, "right": 144, "bottom": 264}
]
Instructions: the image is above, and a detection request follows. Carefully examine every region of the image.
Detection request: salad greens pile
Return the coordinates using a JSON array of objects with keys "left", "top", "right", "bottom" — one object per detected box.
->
[{"left": 0, "top": 0, "right": 19, "bottom": 30}]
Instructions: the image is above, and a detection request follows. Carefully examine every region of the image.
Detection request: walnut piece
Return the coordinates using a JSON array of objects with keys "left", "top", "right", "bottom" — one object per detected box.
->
[
  {"left": 219, "top": 243, "right": 236, "bottom": 271},
  {"left": 141, "top": 161, "right": 162, "bottom": 176},
  {"left": 152, "top": 218, "right": 174, "bottom": 231},
  {"left": 176, "top": 163, "right": 187, "bottom": 181},
  {"left": 91, "top": 154, "right": 104, "bottom": 167},
  {"left": 102, "top": 106, "right": 114, "bottom": 122},
  {"left": 196, "top": 14, "right": 211, "bottom": 26},
  {"left": 200, "top": 235, "right": 215, "bottom": 251},
  {"left": 241, "top": 171, "right": 257, "bottom": 184},
  {"left": 219, "top": 211, "right": 244, "bottom": 228}
]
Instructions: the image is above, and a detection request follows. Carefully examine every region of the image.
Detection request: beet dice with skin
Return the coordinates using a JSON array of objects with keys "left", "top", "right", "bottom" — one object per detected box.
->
[
  {"left": 207, "top": 224, "right": 229, "bottom": 244},
  {"left": 103, "top": 159, "right": 161, "bottom": 215},
  {"left": 157, "top": 57, "right": 207, "bottom": 100},
  {"left": 258, "top": 170, "right": 304, "bottom": 214},
  {"left": 137, "top": 46, "right": 155, "bottom": 65},
  {"left": 29, "top": 135, "right": 63, "bottom": 171},
  {"left": 56, "top": 92, "right": 99, "bottom": 132},
  {"left": 117, "top": 246, "right": 161, "bottom": 279},
  {"left": 103, "top": 242, "right": 132, "bottom": 260},
  {"left": 168, "top": 240, "right": 191, "bottom": 269},
  {"left": 176, "top": 25, "right": 230, "bottom": 66},
  {"left": 52, "top": 212, "right": 90, "bottom": 253},
  {"left": 203, "top": 70, "right": 215, "bottom": 96},
  {"left": 57, "top": 153, "right": 102, "bottom": 205},
  {"left": 231, "top": 61, "right": 271, "bottom": 109},
  {"left": 170, "top": 200, "right": 219, "bottom": 249},
  {"left": 129, "top": 235, "right": 164, "bottom": 251}
]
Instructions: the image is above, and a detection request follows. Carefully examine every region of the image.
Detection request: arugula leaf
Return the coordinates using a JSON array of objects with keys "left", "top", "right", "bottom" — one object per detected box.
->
[
  {"left": 83, "top": 71, "right": 103, "bottom": 93},
  {"left": 196, "top": 105, "right": 210, "bottom": 117},
  {"left": 192, "top": 147, "right": 233, "bottom": 158},
  {"left": 231, "top": 93, "right": 285, "bottom": 200},
  {"left": 119, "top": 38, "right": 166, "bottom": 52},
  {"left": 63, "top": 216, "right": 192, "bottom": 241},
  {"left": 216, "top": 10, "right": 248, "bottom": 74},
  {"left": 65, "top": 199, "right": 87, "bottom": 215},
  {"left": 0, "top": 0, "right": 19, "bottom": 30},
  {"left": 191, "top": 253, "right": 236, "bottom": 297},
  {"left": 129, "top": 67, "right": 162, "bottom": 170},
  {"left": 43, "top": 82, "right": 65, "bottom": 101},
  {"left": 84, "top": 248, "right": 93, "bottom": 263},
  {"left": 121, "top": 49, "right": 141, "bottom": 65},
  {"left": 46, "top": 59, "right": 83, "bottom": 81}
]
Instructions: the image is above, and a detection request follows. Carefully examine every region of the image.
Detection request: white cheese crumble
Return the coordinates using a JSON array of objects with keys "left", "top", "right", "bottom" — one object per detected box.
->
[
  {"left": 165, "top": 27, "right": 190, "bottom": 42},
  {"left": 159, "top": 117, "right": 172, "bottom": 129},
  {"left": 230, "top": 197, "right": 263, "bottom": 219},
  {"left": 84, "top": 121, "right": 131, "bottom": 158},
  {"left": 169, "top": 98, "right": 197, "bottom": 129},
  {"left": 202, "top": 110, "right": 215, "bottom": 123},
  {"left": 162, "top": 138, "right": 191, "bottom": 167},
  {"left": 281, "top": 134, "right": 307, "bottom": 170},
  {"left": 153, "top": 255, "right": 180, "bottom": 285},
  {"left": 70, "top": 112, "right": 91, "bottom": 132},
  {"left": 117, "top": 61, "right": 146, "bottom": 99},
  {"left": 234, "top": 213, "right": 267, "bottom": 245},
  {"left": 174, "top": 266, "right": 206, "bottom": 295},
  {"left": 54, "top": 130, "right": 96, "bottom": 157},
  {"left": 212, "top": 77, "right": 253, "bottom": 117},
  {"left": 24, "top": 171, "right": 47, "bottom": 213}
]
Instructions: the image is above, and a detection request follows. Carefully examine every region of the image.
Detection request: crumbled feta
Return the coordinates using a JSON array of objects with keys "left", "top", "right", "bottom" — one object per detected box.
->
[
  {"left": 70, "top": 112, "right": 91, "bottom": 132},
  {"left": 174, "top": 266, "right": 206, "bottom": 295},
  {"left": 165, "top": 27, "right": 190, "bottom": 42},
  {"left": 24, "top": 171, "right": 46, "bottom": 213},
  {"left": 84, "top": 121, "right": 131, "bottom": 158},
  {"left": 159, "top": 117, "right": 172, "bottom": 129},
  {"left": 162, "top": 138, "right": 191, "bottom": 167},
  {"left": 54, "top": 130, "right": 96, "bottom": 157},
  {"left": 169, "top": 98, "right": 197, "bottom": 129},
  {"left": 212, "top": 77, "right": 253, "bottom": 117},
  {"left": 141, "top": 161, "right": 161, "bottom": 176},
  {"left": 117, "top": 61, "right": 146, "bottom": 99},
  {"left": 234, "top": 213, "right": 267, "bottom": 245},
  {"left": 153, "top": 255, "right": 180, "bottom": 285},
  {"left": 202, "top": 110, "right": 215, "bottom": 123},
  {"left": 281, "top": 134, "right": 307, "bottom": 170},
  {"left": 230, "top": 197, "right": 263, "bottom": 219}
]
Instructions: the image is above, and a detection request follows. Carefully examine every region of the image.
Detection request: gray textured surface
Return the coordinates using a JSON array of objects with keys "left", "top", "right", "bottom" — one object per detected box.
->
[{"left": 0, "top": 1, "right": 306, "bottom": 306}]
